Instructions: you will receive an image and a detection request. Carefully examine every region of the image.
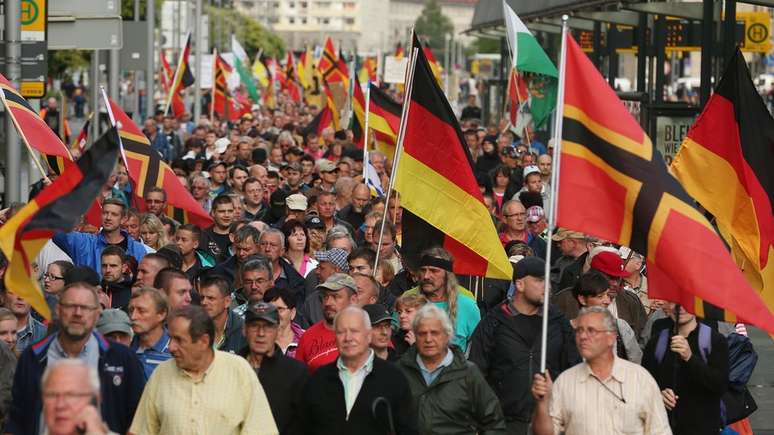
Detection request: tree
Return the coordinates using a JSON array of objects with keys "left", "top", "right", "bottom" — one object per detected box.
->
[
  {"left": 414, "top": 0, "right": 454, "bottom": 52},
  {"left": 48, "top": 50, "right": 89, "bottom": 78},
  {"left": 207, "top": 6, "right": 285, "bottom": 58}
]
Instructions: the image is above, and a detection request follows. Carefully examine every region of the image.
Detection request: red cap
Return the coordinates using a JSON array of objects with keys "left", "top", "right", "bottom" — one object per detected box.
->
[{"left": 590, "top": 251, "right": 629, "bottom": 277}]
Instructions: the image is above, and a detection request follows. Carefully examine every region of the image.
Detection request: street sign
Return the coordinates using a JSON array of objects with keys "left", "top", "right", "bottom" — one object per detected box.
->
[
  {"left": 48, "top": 17, "right": 123, "bottom": 50},
  {"left": 20, "top": 0, "right": 46, "bottom": 41},
  {"left": 48, "top": 0, "right": 119, "bottom": 17},
  {"left": 738, "top": 11, "right": 771, "bottom": 54},
  {"left": 118, "top": 21, "right": 149, "bottom": 71},
  {"left": 0, "top": 41, "right": 48, "bottom": 97}
]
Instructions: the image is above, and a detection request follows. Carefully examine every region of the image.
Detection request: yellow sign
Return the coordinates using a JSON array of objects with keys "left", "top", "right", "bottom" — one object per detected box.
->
[
  {"left": 738, "top": 11, "right": 771, "bottom": 54},
  {"left": 20, "top": 81, "right": 45, "bottom": 98},
  {"left": 20, "top": 0, "right": 46, "bottom": 41}
]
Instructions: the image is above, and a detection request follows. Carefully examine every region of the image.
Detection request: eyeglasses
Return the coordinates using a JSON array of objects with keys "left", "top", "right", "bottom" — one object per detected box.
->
[
  {"left": 42, "top": 273, "right": 64, "bottom": 281},
  {"left": 243, "top": 278, "right": 270, "bottom": 287},
  {"left": 503, "top": 212, "right": 526, "bottom": 218},
  {"left": 59, "top": 302, "right": 99, "bottom": 313},
  {"left": 575, "top": 327, "right": 614, "bottom": 338},
  {"left": 42, "top": 391, "right": 93, "bottom": 404}
]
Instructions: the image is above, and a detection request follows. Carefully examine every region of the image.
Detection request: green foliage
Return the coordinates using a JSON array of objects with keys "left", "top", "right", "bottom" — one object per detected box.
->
[
  {"left": 120, "top": 0, "right": 162, "bottom": 22},
  {"left": 207, "top": 6, "right": 285, "bottom": 58},
  {"left": 48, "top": 50, "right": 89, "bottom": 78},
  {"left": 414, "top": 0, "right": 454, "bottom": 52},
  {"left": 472, "top": 37, "right": 501, "bottom": 54}
]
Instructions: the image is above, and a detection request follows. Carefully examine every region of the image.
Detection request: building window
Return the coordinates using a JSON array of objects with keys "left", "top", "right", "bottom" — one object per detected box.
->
[
  {"left": 301, "top": 1, "right": 308, "bottom": 7},
  {"left": 289, "top": 2, "right": 295, "bottom": 7},
  {"left": 345, "top": 17, "right": 354, "bottom": 25},
  {"left": 301, "top": 18, "right": 307, "bottom": 24},
  {"left": 289, "top": 17, "right": 295, "bottom": 24}
]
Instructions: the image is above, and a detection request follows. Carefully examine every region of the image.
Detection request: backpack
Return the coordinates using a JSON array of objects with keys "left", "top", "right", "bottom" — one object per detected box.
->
[{"left": 654, "top": 325, "right": 758, "bottom": 425}]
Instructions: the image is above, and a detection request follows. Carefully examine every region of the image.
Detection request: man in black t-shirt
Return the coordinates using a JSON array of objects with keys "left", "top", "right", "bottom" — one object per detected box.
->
[{"left": 199, "top": 195, "right": 235, "bottom": 263}]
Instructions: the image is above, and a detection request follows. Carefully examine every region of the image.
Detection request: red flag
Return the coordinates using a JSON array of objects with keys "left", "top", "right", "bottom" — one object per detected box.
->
[{"left": 161, "top": 50, "right": 186, "bottom": 118}]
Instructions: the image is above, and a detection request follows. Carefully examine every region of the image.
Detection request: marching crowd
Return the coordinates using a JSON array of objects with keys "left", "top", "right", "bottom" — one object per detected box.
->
[{"left": 0, "top": 87, "right": 755, "bottom": 435}]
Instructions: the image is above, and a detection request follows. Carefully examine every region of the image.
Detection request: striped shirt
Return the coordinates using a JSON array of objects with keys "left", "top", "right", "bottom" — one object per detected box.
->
[{"left": 549, "top": 357, "right": 671, "bottom": 435}]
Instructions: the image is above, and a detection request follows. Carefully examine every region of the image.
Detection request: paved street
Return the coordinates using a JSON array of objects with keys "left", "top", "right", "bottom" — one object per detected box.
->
[{"left": 748, "top": 327, "right": 774, "bottom": 434}]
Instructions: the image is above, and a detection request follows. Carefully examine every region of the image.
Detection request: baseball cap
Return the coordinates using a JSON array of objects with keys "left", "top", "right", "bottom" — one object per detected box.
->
[
  {"left": 513, "top": 256, "right": 546, "bottom": 280},
  {"left": 286, "top": 161, "right": 302, "bottom": 172},
  {"left": 285, "top": 193, "right": 308, "bottom": 211},
  {"left": 552, "top": 228, "right": 585, "bottom": 241},
  {"left": 244, "top": 302, "right": 279, "bottom": 325},
  {"left": 96, "top": 309, "right": 132, "bottom": 337},
  {"left": 207, "top": 160, "right": 227, "bottom": 172},
  {"left": 214, "top": 137, "right": 230, "bottom": 154},
  {"left": 363, "top": 304, "right": 391, "bottom": 325},
  {"left": 526, "top": 206, "right": 545, "bottom": 223},
  {"left": 317, "top": 273, "right": 357, "bottom": 292},
  {"left": 64, "top": 266, "right": 101, "bottom": 286},
  {"left": 523, "top": 165, "right": 541, "bottom": 178},
  {"left": 316, "top": 159, "right": 337, "bottom": 173},
  {"left": 305, "top": 215, "right": 325, "bottom": 230},
  {"left": 314, "top": 248, "right": 350, "bottom": 272},
  {"left": 590, "top": 251, "right": 629, "bottom": 277}
]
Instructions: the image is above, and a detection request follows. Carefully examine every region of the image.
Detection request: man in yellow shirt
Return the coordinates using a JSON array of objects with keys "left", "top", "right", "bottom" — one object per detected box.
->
[{"left": 129, "top": 305, "right": 278, "bottom": 435}]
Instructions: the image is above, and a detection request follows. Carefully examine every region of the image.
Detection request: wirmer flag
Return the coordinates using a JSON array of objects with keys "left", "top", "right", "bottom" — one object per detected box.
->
[
  {"left": 107, "top": 98, "right": 213, "bottom": 228},
  {"left": 0, "top": 128, "right": 120, "bottom": 320},
  {"left": 672, "top": 49, "right": 774, "bottom": 318},
  {"left": 557, "top": 34, "right": 774, "bottom": 333},
  {"left": 394, "top": 34, "right": 511, "bottom": 279},
  {"left": 212, "top": 52, "right": 241, "bottom": 121}
]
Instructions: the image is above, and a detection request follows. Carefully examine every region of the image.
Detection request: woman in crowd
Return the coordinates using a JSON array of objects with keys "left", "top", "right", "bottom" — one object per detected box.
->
[
  {"left": 140, "top": 214, "right": 167, "bottom": 251},
  {"left": 393, "top": 293, "right": 429, "bottom": 357},
  {"left": 282, "top": 219, "right": 317, "bottom": 278},
  {"left": 263, "top": 287, "right": 305, "bottom": 358}
]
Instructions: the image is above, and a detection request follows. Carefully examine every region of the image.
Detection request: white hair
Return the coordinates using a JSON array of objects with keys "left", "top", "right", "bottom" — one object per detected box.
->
[
  {"left": 578, "top": 306, "right": 617, "bottom": 332},
  {"left": 412, "top": 304, "right": 454, "bottom": 338},
  {"left": 334, "top": 306, "right": 372, "bottom": 331},
  {"left": 42, "top": 358, "right": 100, "bottom": 396},
  {"left": 260, "top": 227, "right": 285, "bottom": 248}
]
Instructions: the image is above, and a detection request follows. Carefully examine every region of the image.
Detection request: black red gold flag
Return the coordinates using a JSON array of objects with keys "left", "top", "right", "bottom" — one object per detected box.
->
[
  {"left": 367, "top": 84, "right": 402, "bottom": 160},
  {"left": 672, "top": 49, "right": 774, "bottom": 319},
  {"left": 352, "top": 76, "right": 366, "bottom": 149},
  {"left": 108, "top": 98, "right": 213, "bottom": 228},
  {"left": 0, "top": 128, "right": 120, "bottom": 319},
  {"left": 557, "top": 35, "right": 774, "bottom": 333},
  {"left": 393, "top": 34, "right": 511, "bottom": 279},
  {"left": 161, "top": 50, "right": 186, "bottom": 118}
]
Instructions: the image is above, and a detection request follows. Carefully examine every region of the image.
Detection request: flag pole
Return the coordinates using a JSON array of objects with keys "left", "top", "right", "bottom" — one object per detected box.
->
[
  {"left": 373, "top": 46, "right": 419, "bottom": 277},
  {"left": 362, "top": 83, "right": 372, "bottom": 180},
  {"left": 100, "top": 86, "right": 129, "bottom": 171},
  {"left": 540, "top": 15, "right": 569, "bottom": 374},
  {"left": 164, "top": 31, "right": 190, "bottom": 116},
  {"left": 210, "top": 48, "right": 216, "bottom": 122}
]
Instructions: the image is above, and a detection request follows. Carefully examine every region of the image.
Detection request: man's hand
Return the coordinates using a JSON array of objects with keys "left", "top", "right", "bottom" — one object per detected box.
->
[
  {"left": 74, "top": 404, "right": 109, "bottom": 435},
  {"left": 670, "top": 335, "right": 692, "bottom": 361},
  {"left": 531, "top": 371, "right": 553, "bottom": 403},
  {"left": 661, "top": 388, "right": 678, "bottom": 411}
]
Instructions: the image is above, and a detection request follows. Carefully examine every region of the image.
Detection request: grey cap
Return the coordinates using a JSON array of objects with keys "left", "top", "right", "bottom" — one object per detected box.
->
[
  {"left": 96, "top": 309, "right": 132, "bottom": 337},
  {"left": 317, "top": 273, "right": 357, "bottom": 293}
]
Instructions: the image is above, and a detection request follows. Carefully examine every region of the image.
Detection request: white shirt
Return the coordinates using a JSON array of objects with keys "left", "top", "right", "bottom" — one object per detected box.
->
[{"left": 337, "top": 349, "right": 375, "bottom": 419}]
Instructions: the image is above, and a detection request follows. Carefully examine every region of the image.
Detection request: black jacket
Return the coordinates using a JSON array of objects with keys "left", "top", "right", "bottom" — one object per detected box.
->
[
  {"left": 301, "top": 356, "right": 418, "bottom": 435},
  {"left": 102, "top": 278, "right": 133, "bottom": 311},
  {"left": 241, "top": 345, "right": 308, "bottom": 435},
  {"left": 642, "top": 320, "right": 729, "bottom": 435},
  {"left": 217, "top": 310, "right": 247, "bottom": 354},
  {"left": 398, "top": 346, "right": 506, "bottom": 435},
  {"left": 468, "top": 302, "right": 579, "bottom": 423}
]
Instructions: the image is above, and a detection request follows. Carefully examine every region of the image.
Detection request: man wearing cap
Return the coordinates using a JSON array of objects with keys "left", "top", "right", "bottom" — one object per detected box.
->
[
  {"left": 295, "top": 273, "right": 358, "bottom": 372},
  {"left": 299, "top": 248, "right": 351, "bottom": 328},
  {"left": 284, "top": 193, "right": 308, "bottom": 224},
  {"left": 97, "top": 309, "right": 133, "bottom": 346},
  {"left": 499, "top": 200, "right": 547, "bottom": 260},
  {"left": 336, "top": 183, "right": 371, "bottom": 231},
  {"left": 469, "top": 256, "right": 579, "bottom": 435},
  {"left": 316, "top": 159, "right": 339, "bottom": 193},
  {"left": 363, "top": 304, "right": 396, "bottom": 361},
  {"left": 243, "top": 177, "right": 270, "bottom": 222},
  {"left": 240, "top": 302, "right": 308, "bottom": 435},
  {"left": 515, "top": 165, "right": 551, "bottom": 216},
  {"left": 128, "top": 287, "right": 171, "bottom": 378},
  {"left": 550, "top": 229, "right": 589, "bottom": 292},
  {"left": 525, "top": 206, "right": 547, "bottom": 240}
]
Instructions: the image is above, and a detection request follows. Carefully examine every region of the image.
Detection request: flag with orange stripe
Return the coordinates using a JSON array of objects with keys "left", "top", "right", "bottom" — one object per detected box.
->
[
  {"left": 352, "top": 76, "right": 366, "bottom": 149},
  {"left": 0, "top": 128, "right": 120, "bottom": 319},
  {"left": 368, "top": 84, "right": 402, "bottom": 160},
  {"left": 108, "top": 98, "right": 213, "bottom": 228},
  {"left": 558, "top": 34, "right": 774, "bottom": 333},
  {"left": 161, "top": 50, "right": 186, "bottom": 118},
  {"left": 672, "top": 49, "right": 774, "bottom": 318},
  {"left": 394, "top": 34, "right": 511, "bottom": 279}
]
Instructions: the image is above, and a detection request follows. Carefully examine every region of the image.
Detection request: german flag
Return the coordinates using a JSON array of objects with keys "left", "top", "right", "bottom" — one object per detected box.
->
[
  {"left": 558, "top": 35, "right": 774, "bottom": 333},
  {"left": 303, "top": 82, "right": 339, "bottom": 136},
  {"left": 358, "top": 57, "right": 377, "bottom": 85},
  {"left": 107, "top": 98, "right": 213, "bottom": 228},
  {"left": 165, "top": 32, "right": 195, "bottom": 115},
  {"left": 352, "top": 75, "right": 366, "bottom": 149},
  {"left": 421, "top": 42, "right": 443, "bottom": 86},
  {"left": 672, "top": 49, "right": 774, "bottom": 317},
  {"left": 393, "top": 34, "right": 511, "bottom": 279},
  {"left": 368, "top": 83, "right": 402, "bottom": 160},
  {"left": 0, "top": 128, "right": 120, "bottom": 319},
  {"left": 161, "top": 50, "right": 186, "bottom": 118}
]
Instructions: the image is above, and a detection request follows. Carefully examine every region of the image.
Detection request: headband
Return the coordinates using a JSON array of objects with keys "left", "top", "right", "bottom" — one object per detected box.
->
[{"left": 419, "top": 255, "right": 453, "bottom": 272}]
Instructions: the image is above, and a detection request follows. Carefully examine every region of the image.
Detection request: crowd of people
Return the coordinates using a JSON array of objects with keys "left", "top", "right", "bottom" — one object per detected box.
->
[{"left": 0, "top": 85, "right": 753, "bottom": 435}]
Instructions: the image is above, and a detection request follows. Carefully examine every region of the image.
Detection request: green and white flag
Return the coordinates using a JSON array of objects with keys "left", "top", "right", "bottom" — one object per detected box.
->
[
  {"left": 502, "top": 0, "right": 557, "bottom": 129},
  {"left": 231, "top": 35, "right": 261, "bottom": 103}
]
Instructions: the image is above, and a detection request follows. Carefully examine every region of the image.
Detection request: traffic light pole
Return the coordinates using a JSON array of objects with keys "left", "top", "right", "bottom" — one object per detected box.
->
[{"left": 4, "top": 0, "right": 22, "bottom": 204}]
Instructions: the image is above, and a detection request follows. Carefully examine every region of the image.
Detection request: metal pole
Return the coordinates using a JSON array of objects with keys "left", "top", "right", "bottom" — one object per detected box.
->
[
  {"left": 362, "top": 84, "right": 371, "bottom": 180},
  {"left": 4, "top": 0, "right": 22, "bottom": 204},
  {"left": 700, "top": 0, "right": 715, "bottom": 108},
  {"left": 110, "top": 49, "right": 120, "bottom": 101},
  {"left": 540, "top": 15, "right": 569, "bottom": 374},
  {"left": 654, "top": 16, "right": 666, "bottom": 104},
  {"left": 193, "top": 0, "right": 203, "bottom": 122},
  {"left": 722, "top": 0, "right": 737, "bottom": 67},
  {"left": 92, "top": 51, "right": 101, "bottom": 140},
  {"left": 146, "top": 0, "right": 156, "bottom": 119},
  {"left": 134, "top": 0, "right": 141, "bottom": 122},
  {"left": 636, "top": 14, "right": 647, "bottom": 93}
]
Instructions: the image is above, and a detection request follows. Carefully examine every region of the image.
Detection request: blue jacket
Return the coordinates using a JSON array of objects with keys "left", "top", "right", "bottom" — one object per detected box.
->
[
  {"left": 6, "top": 332, "right": 146, "bottom": 434},
  {"left": 52, "top": 229, "right": 147, "bottom": 278}
]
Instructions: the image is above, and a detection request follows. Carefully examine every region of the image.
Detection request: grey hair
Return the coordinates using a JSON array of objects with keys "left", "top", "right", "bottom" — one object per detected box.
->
[
  {"left": 326, "top": 227, "right": 356, "bottom": 251},
  {"left": 240, "top": 255, "right": 273, "bottom": 277},
  {"left": 334, "top": 306, "right": 372, "bottom": 331},
  {"left": 260, "top": 227, "right": 285, "bottom": 248},
  {"left": 42, "top": 358, "right": 100, "bottom": 396},
  {"left": 277, "top": 131, "right": 296, "bottom": 147},
  {"left": 190, "top": 174, "right": 211, "bottom": 188},
  {"left": 412, "top": 304, "right": 454, "bottom": 339},
  {"left": 369, "top": 150, "right": 386, "bottom": 160},
  {"left": 578, "top": 306, "right": 617, "bottom": 332}
]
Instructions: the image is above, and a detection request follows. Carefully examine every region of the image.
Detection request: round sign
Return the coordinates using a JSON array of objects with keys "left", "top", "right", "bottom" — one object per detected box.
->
[
  {"left": 747, "top": 23, "right": 769, "bottom": 44},
  {"left": 21, "top": 0, "right": 39, "bottom": 26}
]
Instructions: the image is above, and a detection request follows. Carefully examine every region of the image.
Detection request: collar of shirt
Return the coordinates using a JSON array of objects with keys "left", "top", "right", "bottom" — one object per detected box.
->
[
  {"left": 503, "top": 298, "right": 543, "bottom": 317},
  {"left": 16, "top": 315, "right": 35, "bottom": 338},
  {"left": 133, "top": 329, "right": 170, "bottom": 353},
  {"left": 48, "top": 333, "right": 99, "bottom": 366},
  {"left": 416, "top": 348, "right": 453, "bottom": 385},
  {"left": 337, "top": 348, "right": 375, "bottom": 376},
  {"left": 179, "top": 349, "right": 218, "bottom": 383},
  {"left": 579, "top": 356, "right": 626, "bottom": 384}
]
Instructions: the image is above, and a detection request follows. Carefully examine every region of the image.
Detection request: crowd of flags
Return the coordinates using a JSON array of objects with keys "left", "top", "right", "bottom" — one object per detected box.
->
[{"left": 0, "top": 0, "right": 772, "bottom": 335}]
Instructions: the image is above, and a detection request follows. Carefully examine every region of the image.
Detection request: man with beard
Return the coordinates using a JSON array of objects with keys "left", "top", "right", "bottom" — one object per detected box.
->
[
  {"left": 336, "top": 183, "right": 370, "bottom": 231},
  {"left": 100, "top": 246, "right": 133, "bottom": 311},
  {"left": 7, "top": 283, "right": 145, "bottom": 435}
]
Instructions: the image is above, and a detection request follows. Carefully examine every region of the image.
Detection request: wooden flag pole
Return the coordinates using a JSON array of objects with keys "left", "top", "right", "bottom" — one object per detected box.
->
[{"left": 362, "top": 83, "right": 372, "bottom": 180}]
